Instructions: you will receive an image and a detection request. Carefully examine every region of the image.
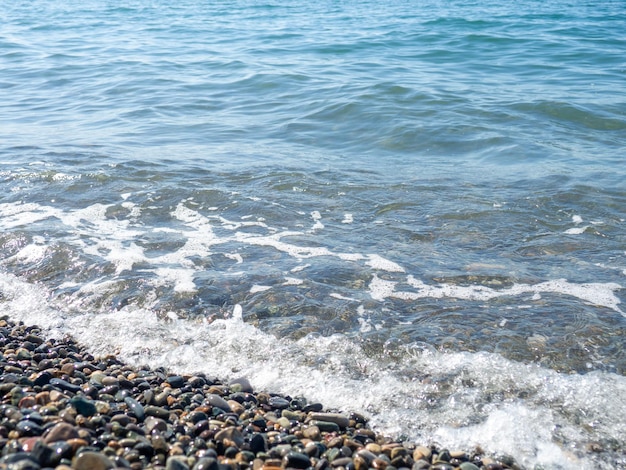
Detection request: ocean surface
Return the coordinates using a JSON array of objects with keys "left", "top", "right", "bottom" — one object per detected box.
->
[{"left": 1, "top": 0, "right": 625, "bottom": 468}]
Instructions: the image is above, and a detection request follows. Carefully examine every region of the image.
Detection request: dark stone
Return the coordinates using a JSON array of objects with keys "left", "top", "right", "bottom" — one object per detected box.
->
[
  {"left": 0, "top": 453, "right": 40, "bottom": 467},
  {"left": 166, "top": 375, "right": 185, "bottom": 388},
  {"left": 411, "top": 461, "right": 430, "bottom": 470},
  {"left": 315, "top": 458, "right": 330, "bottom": 470},
  {"left": 193, "top": 457, "right": 219, "bottom": 470},
  {"left": 248, "top": 433, "right": 267, "bottom": 454},
  {"left": 193, "top": 420, "right": 210, "bottom": 436},
  {"left": 124, "top": 396, "right": 145, "bottom": 422},
  {"left": 49, "top": 378, "right": 81, "bottom": 394},
  {"left": 268, "top": 396, "right": 290, "bottom": 409},
  {"left": 166, "top": 455, "right": 191, "bottom": 470},
  {"left": 224, "top": 446, "right": 238, "bottom": 459},
  {"left": 47, "top": 441, "right": 73, "bottom": 465},
  {"left": 69, "top": 396, "right": 97, "bottom": 417},
  {"left": 22, "top": 411, "right": 43, "bottom": 425},
  {"left": 100, "top": 384, "right": 119, "bottom": 395},
  {"left": 31, "top": 439, "right": 54, "bottom": 466},
  {"left": 16, "top": 420, "right": 44, "bottom": 437},
  {"left": 188, "top": 411, "right": 209, "bottom": 424},
  {"left": 308, "top": 420, "right": 340, "bottom": 433},
  {"left": 283, "top": 451, "right": 312, "bottom": 469},
  {"left": 303, "top": 403, "right": 324, "bottom": 413},
  {"left": 134, "top": 441, "right": 155, "bottom": 459}
]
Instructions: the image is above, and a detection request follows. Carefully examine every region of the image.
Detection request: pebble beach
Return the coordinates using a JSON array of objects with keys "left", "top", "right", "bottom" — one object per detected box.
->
[{"left": 0, "top": 318, "right": 522, "bottom": 470}]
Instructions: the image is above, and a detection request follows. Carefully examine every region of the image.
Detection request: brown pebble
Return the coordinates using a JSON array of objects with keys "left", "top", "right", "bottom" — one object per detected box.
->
[
  {"left": 207, "top": 385, "right": 228, "bottom": 395},
  {"left": 355, "top": 449, "right": 377, "bottom": 464},
  {"left": 354, "top": 455, "right": 368, "bottom": 470},
  {"left": 327, "top": 436, "right": 344, "bottom": 448},
  {"left": 21, "top": 437, "right": 43, "bottom": 452},
  {"left": 261, "top": 463, "right": 282, "bottom": 470},
  {"left": 372, "top": 458, "right": 388, "bottom": 469},
  {"left": 228, "top": 399, "right": 245, "bottom": 414},
  {"left": 381, "top": 443, "right": 401, "bottom": 456},
  {"left": 344, "top": 439, "right": 362, "bottom": 451},
  {"left": 59, "top": 408, "right": 77, "bottom": 425},
  {"left": 35, "top": 391, "right": 51, "bottom": 406},
  {"left": 101, "top": 376, "right": 119, "bottom": 387},
  {"left": 49, "top": 390, "right": 67, "bottom": 402},
  {"left": 18, "top": 396, "right": 36, "bottom": 408},
  {"left": 60, "top": 363, "right": 75, "bottom": 376},
  {"left": 107, "top": 440, "right": 121, "bottom": 450},
  {"left": 390, "top": 446, "right": 408, "bottom": 459},
  {"left": 44, "top": 422, "right": 79, "bottom": 444},
  {"left": 215, "top": 427, "right": 244, "bottom": 447},
  {"left": 72, "top": 450, "right": 115, "bottom": 470},
  {"left": 413, "top": 446, "right": 432, "bottom": 461},
  {"left": 169, "top": 444, "right": 185, "bottom": 456},
  {"left": 302, "top": 425, "right": 321, "bottom": 441},
  {"left": 365, "top": 443, "right": 382, "bottom": 454},
  {"left": 66, "top": 437, "right": 89, "bottom": 451}
]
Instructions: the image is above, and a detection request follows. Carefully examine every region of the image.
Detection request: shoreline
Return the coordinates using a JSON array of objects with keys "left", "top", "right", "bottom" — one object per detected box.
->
[{"left": 0, "top": 318, "right": 520, "bottom": 470}]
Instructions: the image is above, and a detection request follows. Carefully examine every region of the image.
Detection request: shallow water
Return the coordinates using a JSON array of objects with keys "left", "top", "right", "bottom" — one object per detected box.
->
[{"left": 1, "top": 1, "right": 626, "bottom": 468}]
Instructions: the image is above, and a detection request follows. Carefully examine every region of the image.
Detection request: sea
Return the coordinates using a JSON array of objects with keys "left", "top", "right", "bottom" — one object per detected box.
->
[{"left": 1, "top": 0, "right": 625, "bottom": 468}]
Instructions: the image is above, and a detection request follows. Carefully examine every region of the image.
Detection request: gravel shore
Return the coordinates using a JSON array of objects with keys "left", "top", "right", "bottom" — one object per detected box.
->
[{"left": 0, "top": 318, "right": 521, "bottom": 470}]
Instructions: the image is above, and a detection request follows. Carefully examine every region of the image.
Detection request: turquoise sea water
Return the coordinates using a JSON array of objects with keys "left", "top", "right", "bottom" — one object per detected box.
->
[{"left": 1, "top": 1, "right": 626, "bottom": 468}]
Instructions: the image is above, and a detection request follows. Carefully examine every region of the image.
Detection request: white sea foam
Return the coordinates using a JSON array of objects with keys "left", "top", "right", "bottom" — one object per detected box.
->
[
  {"left": 250, "top": 284, "right": 272, "bottom": 293},
  {"left": 564, "top": 226, "right": 588, "bottom": 235},
  {"left": 365, "top": 254, "right": 405, "bottom": 273},
  {"left": 153, "top": 268, "right": 197, "bottom": 293},
  {"left": 366, "top": 274, "right": 624, "bottom": 315},
  {"left": 1, "top": 272, "right": 624, "bottom": 470}
]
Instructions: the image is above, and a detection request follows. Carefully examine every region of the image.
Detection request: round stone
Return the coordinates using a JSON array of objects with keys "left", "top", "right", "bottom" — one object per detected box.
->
[
  {"left": 72, "top": 451, "right": 115, "bottom": 470},
  {"left": 229, "top": 377, "right": 253, "bottom": 393},
  {"left": 69, "top": 396, "right": 97, "bottom": 417},
  {"left": 43, "top": 422, "right": 80, "bottom": 444},
  {"left": 205, "top": 394, "right": 230, "bottom": 412},
  {"left": 166, "top": 375, "right": 186, "bottom": 388},
  {"left": 283, "top": 451, "right": 312, "bottom": 469},
  {"left": 268, "top": 396, "right": 290, "bottom": 409},
  {"left": 124, "top": 396, "right": 145, "bottom": 422},
  {"left": 459, "top": 463, "right": 481, "bottom": 470}
]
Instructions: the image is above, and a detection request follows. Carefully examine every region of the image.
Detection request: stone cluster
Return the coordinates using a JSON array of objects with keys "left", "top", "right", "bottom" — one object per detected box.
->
[{"left": 0, "top": 318, "right": 521, "bottom": 470}]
